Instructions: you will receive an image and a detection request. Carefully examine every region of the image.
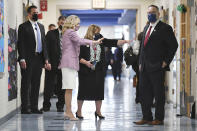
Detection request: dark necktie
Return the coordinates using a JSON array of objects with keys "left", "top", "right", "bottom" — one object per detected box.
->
[
  {"left": 144, "top": 26, "right": 152, "bottom": 47},
  {"left": 59, "top": 32, "right": 62, "bottom": 63},
  {"left": 60, "top": 32, "right": 62, "bottom": 50}
]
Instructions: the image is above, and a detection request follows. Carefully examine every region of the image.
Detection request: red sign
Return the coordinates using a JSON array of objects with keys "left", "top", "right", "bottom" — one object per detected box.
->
[
  {"left": 38, "top": 13, "right": 43, "bottom": 19},
  {"left": 40, "top": 0, "right": 47, "bottom": 11}
]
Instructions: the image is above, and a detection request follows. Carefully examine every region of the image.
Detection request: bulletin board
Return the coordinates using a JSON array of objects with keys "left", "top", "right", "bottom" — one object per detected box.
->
[
  {"left": 8, "top": 0, "right": 18, "bottom": 101},
  {"left": 0, "top": 0, "right": 5, "bottom": 78}
]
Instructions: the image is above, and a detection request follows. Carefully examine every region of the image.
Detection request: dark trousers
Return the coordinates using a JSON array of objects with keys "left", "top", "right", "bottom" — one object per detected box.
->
[
  {"left": 43, "top": 68, "right": 65, "bottom": 109},
  {"left": 139, "top": 69, "right": 165, "bottom": 121},
  {"left": 135, "top": 73, "right": 140, "bottom": 102},
  {"left": 112, "top": 61, "right": 122, "bottom": 80},
  {"left": 20, "top": 55, "right": 43, "bottom": 110}
]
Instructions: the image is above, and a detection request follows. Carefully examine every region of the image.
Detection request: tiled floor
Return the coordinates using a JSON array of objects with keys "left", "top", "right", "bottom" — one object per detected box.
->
[{"left": 0, "top": 75, "right": 197, "bottom": 131}]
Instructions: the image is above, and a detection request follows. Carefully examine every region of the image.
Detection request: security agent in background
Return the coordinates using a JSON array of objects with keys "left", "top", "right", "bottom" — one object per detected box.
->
[
  {"left": 48, "top": 24, "right": 56, "bottom": 31},
  {"left": 41, "top": 16, "right": 66, "bottom": 112}
]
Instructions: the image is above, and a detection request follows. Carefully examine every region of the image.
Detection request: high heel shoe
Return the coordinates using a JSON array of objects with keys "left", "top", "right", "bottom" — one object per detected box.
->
[
  {"left": 76, "top": 112, "right": 84, "bottom": 120},
  {"left": 64, "top": 113, "right": 79, "bottom": 121},
  {"left": 95, "top": 112, "right": 105, "bottom": 120}
]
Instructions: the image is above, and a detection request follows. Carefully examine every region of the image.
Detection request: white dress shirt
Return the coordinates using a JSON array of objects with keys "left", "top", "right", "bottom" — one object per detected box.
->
[
  {"left": 146, "top": 19, "right": 160, "bottom": 36},
  {"left": 29, "top": 19, "right": 41, "bottom": 53}
]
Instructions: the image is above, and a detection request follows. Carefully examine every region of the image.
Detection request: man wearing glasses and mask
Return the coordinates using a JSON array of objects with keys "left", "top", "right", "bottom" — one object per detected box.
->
[
  {"left": 18, "top": 5, "right": 50, "bottom": 114},
  {"left": 41, "top": 16, "right": 66, "bottom": 112}
]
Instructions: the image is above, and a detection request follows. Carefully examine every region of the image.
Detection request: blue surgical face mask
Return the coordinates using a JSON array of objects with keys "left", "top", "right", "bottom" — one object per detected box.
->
[{"left": 148, "top": 13, "right": 157, "bottom": 23}]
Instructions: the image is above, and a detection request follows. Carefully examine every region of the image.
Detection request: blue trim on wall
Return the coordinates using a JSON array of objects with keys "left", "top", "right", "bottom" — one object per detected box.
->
[{"left": 60, "top": 9, "right": 136, "bottom": 26}]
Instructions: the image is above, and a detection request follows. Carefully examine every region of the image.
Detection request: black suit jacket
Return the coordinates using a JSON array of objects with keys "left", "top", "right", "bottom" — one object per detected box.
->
[
  {"left": 139, "top": 21, "right": 178, "bottom": 72},
  {"left": 17, "top": 21, "right": 48, "bottom": 63},
  {"left": 79, "top": 38, "right": 118, "bottom": 75},
  {"left": 45, "top": 29, "right": 61, "bottom": 68}
]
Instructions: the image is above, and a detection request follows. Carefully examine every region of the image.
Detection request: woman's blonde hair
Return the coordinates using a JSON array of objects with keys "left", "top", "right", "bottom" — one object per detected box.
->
[
  {"left": 62, "top": 15, "right": 80, "bottom": 33},
  {"left": 84, "top": 24, "right": 101, "bottom": 40}
]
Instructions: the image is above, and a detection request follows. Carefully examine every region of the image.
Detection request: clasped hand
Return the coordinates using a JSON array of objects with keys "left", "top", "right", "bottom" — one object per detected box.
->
[
  {"left": 86, "top": 61, "right": 93, "bottom": 68},
  {"left": 45, "top": 60, "right": 51, "bottom": 70}
]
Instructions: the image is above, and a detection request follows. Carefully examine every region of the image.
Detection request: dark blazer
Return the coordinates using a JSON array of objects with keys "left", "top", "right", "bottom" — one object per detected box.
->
[
  {"left": 79, "top": 37, "right": 117, "bottom": 75},
  {"left": 45, "top": 29, "right": 61, "bottom": 68},
  {"left": 17, "top": 20, "right": 48, "bottom": 63},
  {"left": 139, "top": 21, "right": 178, "bottom": 72}
]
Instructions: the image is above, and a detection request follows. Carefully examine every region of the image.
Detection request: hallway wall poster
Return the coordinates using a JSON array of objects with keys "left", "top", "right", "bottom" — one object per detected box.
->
[
  {"left": 0, "top": 0, "right": 5, "bottom": 78},
  {"left": 8, "top": 0, "right": 17, "bottom": 101}
]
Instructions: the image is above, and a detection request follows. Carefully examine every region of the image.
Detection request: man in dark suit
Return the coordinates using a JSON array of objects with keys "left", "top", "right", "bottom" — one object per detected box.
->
[
  {"left": 112, "top": 47, "right": 123, "bottom": 81},
  {"left": 134, "top": 5, "right": 178, "bottom": 125},
  {"left": 17, "top": 5, "right": 51, "bottom": 114},
  {"left": 41, "top": 16, "right": 66, "bottom": 112}
]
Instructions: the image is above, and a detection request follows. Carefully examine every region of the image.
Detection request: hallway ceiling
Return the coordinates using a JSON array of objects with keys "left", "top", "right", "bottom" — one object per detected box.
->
[{"left": 60, "top": 9, "right": 136, "bottom": 26}]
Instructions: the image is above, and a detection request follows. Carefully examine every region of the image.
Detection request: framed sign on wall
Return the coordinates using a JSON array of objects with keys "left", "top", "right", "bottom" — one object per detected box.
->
[
  {"left": 92, "top": 0, "right": 106, "bottom": 9},
  {"left": 40, "top": 0, "right": 47, "bottom": 11}
]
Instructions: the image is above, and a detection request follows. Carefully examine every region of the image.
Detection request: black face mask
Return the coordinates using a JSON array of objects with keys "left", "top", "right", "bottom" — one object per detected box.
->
[
  {"left": 59, "top": 25, "right": 63, "bottom": 30},
  {"left": 94, "top": 33, "right": 102, "bottom": 40},
  {"left": 32, "top": 14, "right": 38, "bottom": 21},
  {"left": 95, "top": 33, "right": 101, "bottom": 38}
]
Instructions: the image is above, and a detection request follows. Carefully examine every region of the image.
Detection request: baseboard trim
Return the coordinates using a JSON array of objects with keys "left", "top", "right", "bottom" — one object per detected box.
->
[
  {"left": 0, "top": 108, "right": 19, "bottom": 126},
  {"left": 0, "top": 93, "right": 44, "bottom": 126}
]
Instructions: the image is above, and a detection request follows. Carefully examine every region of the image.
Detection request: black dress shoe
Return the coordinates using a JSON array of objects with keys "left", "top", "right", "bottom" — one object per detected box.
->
[
  {"left": 57, "top": 108, "right": 64, "bottom": 112},
  {"left": 40, "top": 107, "right": 50, "bottom": 112},
  {"left": 31, "top": 109, "right": 43, "bottom": 114},
  {"left": 135, "top": 98, "right": 140, "bottom": 104},
  {"left": 76, "top": 112, "right": 84, "bottom": 120},
  {"left": 21, "top": 110, "right": 31, "bottom": 114},
  {"left": 95, "top": 112, "right": 105, "bottom": 120}
]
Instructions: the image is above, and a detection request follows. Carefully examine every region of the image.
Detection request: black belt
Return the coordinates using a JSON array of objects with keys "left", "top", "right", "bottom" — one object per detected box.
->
[{"left": 35, "top": 52, "right": 42, "bottom": 56}]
